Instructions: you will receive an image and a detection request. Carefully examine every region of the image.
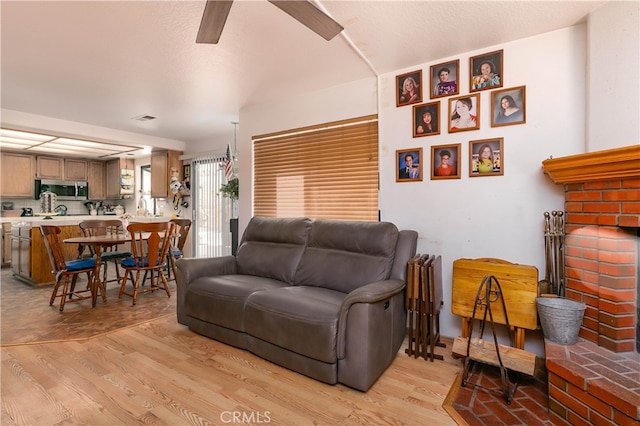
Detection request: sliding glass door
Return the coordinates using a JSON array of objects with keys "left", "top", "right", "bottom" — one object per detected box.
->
[{"left": 191, "top": 154, "right": 233, "bottom": 257}]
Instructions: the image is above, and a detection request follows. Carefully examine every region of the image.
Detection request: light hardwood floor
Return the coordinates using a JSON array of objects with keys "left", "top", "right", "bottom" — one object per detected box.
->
[{"left": 2, "top": 313, "right": 462, "bottom": 425}]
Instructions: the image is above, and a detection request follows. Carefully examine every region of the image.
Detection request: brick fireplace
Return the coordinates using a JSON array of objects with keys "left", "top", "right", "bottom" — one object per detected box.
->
[{"left": 541, "top": 145, "right": 640, "bottom": 425}]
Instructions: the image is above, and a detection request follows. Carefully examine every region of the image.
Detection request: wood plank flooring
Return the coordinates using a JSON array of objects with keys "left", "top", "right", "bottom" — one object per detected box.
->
[
  {"left": 1, "top": 269, "right": 463, "bottom": 425},
  {"left": 1, "top": 268, "right": 176, "bottom": 345}
]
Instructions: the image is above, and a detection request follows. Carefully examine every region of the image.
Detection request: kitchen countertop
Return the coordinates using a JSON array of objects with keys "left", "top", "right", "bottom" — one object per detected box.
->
[{"left": 1, "top": 215, "right": 173, "bottom": 226}]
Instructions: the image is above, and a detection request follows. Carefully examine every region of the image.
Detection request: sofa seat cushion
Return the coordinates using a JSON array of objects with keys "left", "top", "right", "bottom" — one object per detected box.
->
[
  {"left": 245, "top": 286, "right": 346, "bottom": 364},
  {"left": 185, "top": 275, "right": 289, "bottom": 332}
]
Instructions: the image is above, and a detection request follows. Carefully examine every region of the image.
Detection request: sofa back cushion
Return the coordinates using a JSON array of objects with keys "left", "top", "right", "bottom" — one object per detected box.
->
[
  {"left": 236, "top": 217, "right": 312, "bottom": 285},
  {"left": 294, "top": 219, "right": 399, "bottom": 293}
]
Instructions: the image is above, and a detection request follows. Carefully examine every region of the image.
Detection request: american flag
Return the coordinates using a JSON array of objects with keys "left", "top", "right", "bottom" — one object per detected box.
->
[{"left": 223, "top": 144, "right": 234, "bottom": 180}]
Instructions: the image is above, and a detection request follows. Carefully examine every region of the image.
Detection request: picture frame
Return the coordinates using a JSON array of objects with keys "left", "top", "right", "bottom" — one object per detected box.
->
[
  {"left": 491, "top": 85, "right": 526, "bottom": 127},
  {"left": 396, "top": 148, "right": 423, "bottom": 182},
  {"left": 469, "top": 138, "right": 504, "bottom": 177},
  {"left": 431, "top": 143, "right": 461, "bottom": 180},
  {"left": 183, "top": 164, "right": 191, "bottom": 179},
  {"left": 470, "top": 49, "right": 503, "bottom": 92},
  {"left": 448, "top": 94, "right": 480, "bottom": 133},
  {"left": 396, "top": 70, "right": 423, "bottom": 107},
  {"left": 413, "top": 101, "right": 440, "bottom": 137},
  {"left": 430, "top": 59, "right": 460, "bottom": 99}
]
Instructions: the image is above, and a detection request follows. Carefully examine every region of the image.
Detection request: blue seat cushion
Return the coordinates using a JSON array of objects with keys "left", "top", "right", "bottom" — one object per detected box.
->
[
  {"left": 171, "top": 248, "right": 182, "bottom": 257},
  {"left": 101, "top": 251, "right": 132, "bottom": 261},
  {"left": 121, "top": 257, "right": 164, "bottom": 268},
  {"left": 65, "top": 257, "right": 96, "bottom": 272}
]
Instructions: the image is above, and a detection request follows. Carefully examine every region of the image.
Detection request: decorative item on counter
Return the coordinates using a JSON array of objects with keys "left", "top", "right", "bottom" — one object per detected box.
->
[
  {"left": 120, "top": 213, "right": 134, "bottom": 233},
  {"left": 84, "top": 201, "right": 95, "bottom": 214},
  {"left": 54, "top": 204, "right": 67, "bottom": 216},
  {"left": 114, "top": 205, "right": 125, "bottom": 215},
  {"left": 40, "top": 191, "right": 57, "bottom": 213}
]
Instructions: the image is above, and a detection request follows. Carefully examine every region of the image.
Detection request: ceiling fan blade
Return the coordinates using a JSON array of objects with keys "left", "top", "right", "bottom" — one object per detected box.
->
[
  {"left": 268, "top": 0, "right": 343, "bottom": 41},
  {"left": 196, "top": 0, "right": 234, "bottom": 44}
]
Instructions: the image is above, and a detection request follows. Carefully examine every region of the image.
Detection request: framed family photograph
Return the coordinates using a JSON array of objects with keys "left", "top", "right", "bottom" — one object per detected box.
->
[
  {"left": 396, "top": 148, "right": 423, "bottom": 182},
  {"left": 396, "top": 70, "right": 423, "bottom": 107},
  {"left": 431, "top": 143, "right": 461, "bottom": 180},
  {"left": 448, "top": 94, "right": 480, "bottom": 133},
  {"left": 430, "top": 60, "right": 459, "bottom": 99},
  {"left": 491, "top": 86, "right": 526, "bottom": 127},
  {"left": 470, "top": 49, "right": 503, "bottom": 92},
  {"left": 469, "top": 138, "right": 504, "bottom": 177},
  {"left": 413, "top": 101, "right": 440, "bottom": 137}
]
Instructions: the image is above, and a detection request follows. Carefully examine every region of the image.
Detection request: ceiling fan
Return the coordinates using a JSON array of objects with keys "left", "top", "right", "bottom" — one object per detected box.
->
[{"left": 196, "top": 0, "right": 344, "bottom": 44}]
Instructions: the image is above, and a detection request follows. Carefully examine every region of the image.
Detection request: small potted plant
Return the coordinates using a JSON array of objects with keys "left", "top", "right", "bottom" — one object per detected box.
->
[{"left": 219, "top": 177, "right": 238, "bottom": 200}]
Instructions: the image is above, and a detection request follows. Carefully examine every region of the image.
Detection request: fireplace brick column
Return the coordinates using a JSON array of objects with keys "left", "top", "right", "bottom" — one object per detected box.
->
[
  {"left": 543, "top": 146, "right": 640, "bottom": 353},
  {"left": 564, "top": 178, "right": 640, "bottom": 352},
  {"left": 542, "top": 146, "right": 640, "bottom": 425}
]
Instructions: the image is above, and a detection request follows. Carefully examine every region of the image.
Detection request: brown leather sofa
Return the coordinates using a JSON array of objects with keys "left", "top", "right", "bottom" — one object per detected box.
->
[{"left": 175, "top": 216, "right": 418, "bottom": 391}]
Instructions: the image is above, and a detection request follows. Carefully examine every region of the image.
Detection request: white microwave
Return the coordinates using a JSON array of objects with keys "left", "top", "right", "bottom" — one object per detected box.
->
[{"left": 34, "top": 179, "right": 89, "bottom": 201}]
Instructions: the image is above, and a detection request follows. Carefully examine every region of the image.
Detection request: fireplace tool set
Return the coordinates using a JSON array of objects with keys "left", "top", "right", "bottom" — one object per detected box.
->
[{"left": 541, "top": 211, "right": 565, "bottom": 296}]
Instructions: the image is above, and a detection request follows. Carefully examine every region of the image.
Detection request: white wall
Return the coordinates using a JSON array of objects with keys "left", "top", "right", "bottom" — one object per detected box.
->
[
  {"left": 587, "top": 1, "right": 640, "bottom": 151},
  {"left": 379, "top": 26, "right": 586, "bottom": 353}
]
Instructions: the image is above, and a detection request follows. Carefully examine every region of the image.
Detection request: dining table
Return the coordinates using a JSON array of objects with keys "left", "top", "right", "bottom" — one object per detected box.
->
[
  {"left": 63, "top": 233, "right": 133, "bottom": 307},
  {"left": 63, "top": 230, "right": 167, "bottom": 307}
]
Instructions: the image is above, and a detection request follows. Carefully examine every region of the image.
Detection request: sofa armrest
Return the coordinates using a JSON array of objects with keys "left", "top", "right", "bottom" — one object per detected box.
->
[
  {"left": 336, "top": 279, "right": 405, "bottom": 358},
  {"left": 176, "top": 256, "right": 237, "bottom": 286},
  {"left": 175, "top": 256, "right": 237, "bottom": 325}
]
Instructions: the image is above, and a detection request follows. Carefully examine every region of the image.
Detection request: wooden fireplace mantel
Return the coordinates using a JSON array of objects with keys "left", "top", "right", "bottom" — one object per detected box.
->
[{"left": 542, "top": 145, "right": 640, "bottom": 184}]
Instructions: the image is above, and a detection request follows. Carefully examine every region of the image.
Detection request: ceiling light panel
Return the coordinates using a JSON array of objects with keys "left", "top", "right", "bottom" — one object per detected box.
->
[
  {"left": 40, "top": 143, "right": 120, "bottom": 154},
  {"left": 0, "top": 141, "right": 38, "bottom": 150},
  {"left": 0, "top": 129, "right": 56, "bottom": 142},
  {"left": 0, "top": 127, "right": 148, "bottom": 159},
  {"left": 0, "top": 136, "right": 41, "bottom": 146},
  {"left": 54, "top": 138, "right": 139, "bottom": 151}
]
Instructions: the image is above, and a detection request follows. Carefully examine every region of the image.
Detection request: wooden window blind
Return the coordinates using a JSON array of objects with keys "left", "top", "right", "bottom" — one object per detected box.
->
[{"left": 253, "top": 115, "right": 379, "bottom": 221}]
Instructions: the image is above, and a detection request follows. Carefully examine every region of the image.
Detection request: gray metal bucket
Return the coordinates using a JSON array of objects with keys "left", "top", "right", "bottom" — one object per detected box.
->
[{"left": 536, "top": 297, "right": 586, "bottom": 345}]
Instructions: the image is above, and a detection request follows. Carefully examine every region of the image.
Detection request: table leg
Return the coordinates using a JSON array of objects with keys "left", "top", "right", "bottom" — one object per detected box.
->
[{"left": 91, "top": 245, "right": 107, "bottom": 307}]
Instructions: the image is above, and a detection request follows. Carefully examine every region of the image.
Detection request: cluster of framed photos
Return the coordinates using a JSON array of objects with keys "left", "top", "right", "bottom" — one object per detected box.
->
[
  {"left": 397, "top": 137, "right": 503, "bottom": 182},
  {"left": 395, "top": 49, "right": 524, "bottom": 182},
  {"left": 396, "top": 49, "right": 526, "bottom": 135}
]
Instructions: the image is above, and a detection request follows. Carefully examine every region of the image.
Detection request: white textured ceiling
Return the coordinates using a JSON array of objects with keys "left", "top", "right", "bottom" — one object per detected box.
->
[{"left": 1, "top": 0, "right": 606, "bottom": 155}]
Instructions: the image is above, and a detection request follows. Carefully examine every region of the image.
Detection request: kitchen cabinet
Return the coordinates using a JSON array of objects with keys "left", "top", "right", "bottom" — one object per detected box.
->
[
  {"left": 12, "top": 224, "right": 82, "bottom": 286},
  {"left": 151, "top": 150, "right": 182, "bottom": 198},
  {"left": 11, "top": 225, "right": 31, "bottom": 281},
  {"left": 88, "top": 161, "right": 106, "bottom": 200},
  {"left": 1, "top": 152, "right": 36, "bottom": 198},
  {"left": 64, "top": 159, "right": 88, "bottom": 181},
  {"left": 36, "top": 156, "right": 63, "bottom": 179},
  {"left": 36, "top": 156, "right": 88, "bottom": 181},
  {"left": 2, "top": 223, "right": 11, "bottom": 267},
  {"left": 105, "top": 158, "right": 135, "bottom": 199}
]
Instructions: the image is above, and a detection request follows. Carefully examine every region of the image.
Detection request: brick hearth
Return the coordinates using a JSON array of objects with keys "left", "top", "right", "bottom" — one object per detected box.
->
[{"left": 542, "top": 145, "right": 640, "bottom": 425}]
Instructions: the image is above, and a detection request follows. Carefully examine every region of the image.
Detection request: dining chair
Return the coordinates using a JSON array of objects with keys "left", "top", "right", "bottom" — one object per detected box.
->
[
  {"left": 119, "top": 221, "right": 175, "bottom": 305},
  {"left": 78, "top": 219, "right": 132, "bottom": 286},
  {"left": 39, "top": 225, "right": 97, "bottom": 311},
  {"left": 167, "top": 218, "right": 192, "bottom": 281}
]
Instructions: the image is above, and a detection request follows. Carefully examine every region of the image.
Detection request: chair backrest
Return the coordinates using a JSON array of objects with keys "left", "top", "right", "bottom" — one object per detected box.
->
[
  {"left": 79, "top": 219, "right": 126, "bottom": 255},
  {"left": 126, "top": 221, "right": 175, "bottom": 268},
  {"left": 169, "top": 218, "right": 192, "bottom": 252},
  {"left": 39, "top": 225, "right": 66, "bottom": 274}
]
